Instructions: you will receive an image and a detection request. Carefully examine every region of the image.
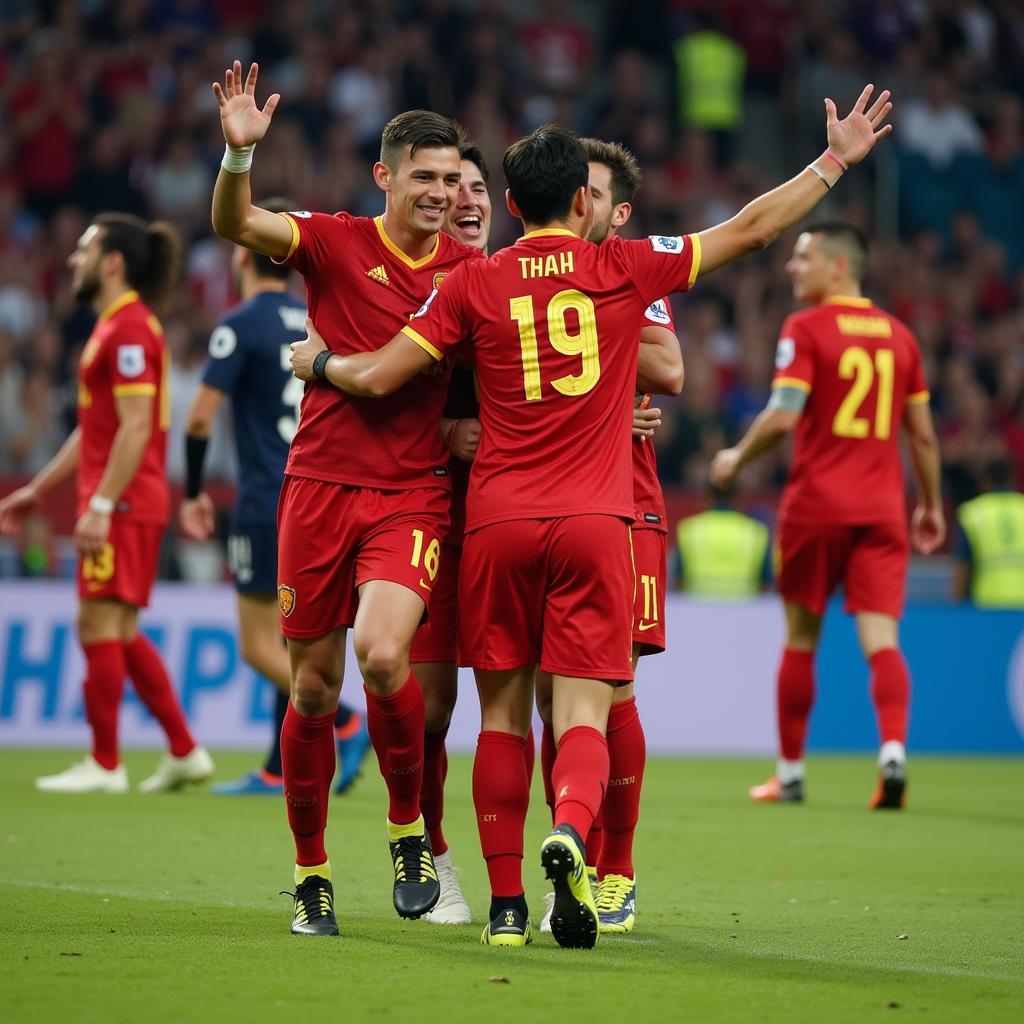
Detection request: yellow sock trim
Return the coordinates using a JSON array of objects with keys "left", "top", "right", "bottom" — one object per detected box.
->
[
  {"left": 295, "top": 860, "right": 331, "bottom": 885},
  {"left": 387, "top": 815, "right": 425, "bottom": 841}
]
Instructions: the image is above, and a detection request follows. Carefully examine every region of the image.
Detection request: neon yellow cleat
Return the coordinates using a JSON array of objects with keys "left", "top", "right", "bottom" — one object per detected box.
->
[
  {"left": 480, "top": 907, "right": 532, "bottom": 947},
  {"left": 596, "top": 873, "right": 636, "bottom": 933},
  {"left": 540, "top": 825, "right": 599, "bottom": 949}
]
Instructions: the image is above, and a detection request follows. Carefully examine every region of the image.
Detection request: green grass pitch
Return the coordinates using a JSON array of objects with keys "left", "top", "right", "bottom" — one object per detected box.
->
[{"left": 1, "top": 750, "right": 1021, "bottom": 1024}]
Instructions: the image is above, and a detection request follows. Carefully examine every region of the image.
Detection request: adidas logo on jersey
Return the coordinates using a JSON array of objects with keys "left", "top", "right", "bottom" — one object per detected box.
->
[{"left": 367, "top": 265, "right": 390, "bottom": 286}]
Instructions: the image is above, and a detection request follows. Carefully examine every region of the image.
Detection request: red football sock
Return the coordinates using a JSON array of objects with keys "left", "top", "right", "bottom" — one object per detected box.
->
[
  {"left": 540, "top": 720, "right": 557, "bottom": 824},
  {"left": 777, "top": 648, "right": 815, "bottom": 761},
  {"left": 82, "top": 640, "right": 127, "bottom": 770},
  {"left": 585, "top": 815, "right": 603, "bottom": 866},
  {"left": 364, "top": 673, "right": 425, "bottom": 825},
  {"left": 597, "top": 696, "right": 646, "bottom": 880},
  {"left": 523, "top": 725, "right": 536, "bottom": 785},
  {"left": 869, "top": 648, "right": 910, "bottom": 744},
  {"left": 472, "top": 730, "right": 529, "bottom": 897},
  {"left": 123, "top": 634, "right": 195, "bottom": 757},
  {"left": 280, "top": 704, "right": 336, "bottom": 866},
  {"left": 421, "top": 726, "right": 449, "bottom": 855},
  {"left": 552, "top": 725, "right": 609, "bottom": 842}
]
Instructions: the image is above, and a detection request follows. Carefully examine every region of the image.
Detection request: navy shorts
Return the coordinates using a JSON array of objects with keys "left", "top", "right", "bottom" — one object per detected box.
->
[{"left": 228, "top": 519, "right": 278, "bottom": 595}]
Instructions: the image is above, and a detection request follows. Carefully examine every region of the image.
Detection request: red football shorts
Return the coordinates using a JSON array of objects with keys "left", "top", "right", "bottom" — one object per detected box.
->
[
  {"left": 77, "top": 519, "right": 164, "bottom": 608},
  {"left": 276, "top": 476, "right": 450, "bottom": 639},
  {"left": 409, "top": 542, "right": 460, "bottom": 663},
  {"left": 776, "top": 518, "right": 909, "bottom": 618},
  {"left": 631, "top": 527, "right": 666, "bottom": 656},
  {"left": 459, "top": 515, "right": 634, "bottom": 681}
]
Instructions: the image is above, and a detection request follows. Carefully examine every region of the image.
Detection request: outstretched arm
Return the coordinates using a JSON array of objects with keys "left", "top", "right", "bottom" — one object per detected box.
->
[
  {"left": 211, "top": 61, "right": 292, "bottom": 257},
  {"left": 290, "top": 317, "right": 433, "bottom": 397},
  {"left": 696, "top": 85, "right": 893, "bottom": 278}
]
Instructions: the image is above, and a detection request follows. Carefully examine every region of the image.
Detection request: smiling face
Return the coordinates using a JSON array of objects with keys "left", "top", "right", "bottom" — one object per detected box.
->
[
  {"left": 375, "top": 144, "right": 462, "bottom": 238},
  {"left": 445, "top": 158, "right": 492, "bottom": 251}
]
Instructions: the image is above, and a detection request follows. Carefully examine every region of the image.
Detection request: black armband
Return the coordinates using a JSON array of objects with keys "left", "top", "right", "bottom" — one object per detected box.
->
[
  {"left": 184, "top": 434, "right": 209, "bottom": 500},
  {"left": 312, "top": 350, "right": 332, "bottom": 381}
]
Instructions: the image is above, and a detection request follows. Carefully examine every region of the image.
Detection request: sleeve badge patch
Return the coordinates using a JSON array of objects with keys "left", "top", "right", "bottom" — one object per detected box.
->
[
  {"left": 775, "top": 337, "right": 796, "bottom": 369},
  {"left": 649, "top": 235, "right": 684, "bottom": 253},
  {"left": 117, "top": 344, "right": 146, "bottom": 378},
  {"left": 645, "top": 299, "right": 671, "bottom": 325},
  {"left": 278, "top": 584, "right": 296, "bottom": 617}
]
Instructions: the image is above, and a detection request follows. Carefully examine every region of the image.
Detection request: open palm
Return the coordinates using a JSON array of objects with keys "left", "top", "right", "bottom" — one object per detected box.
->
[
  {"left": 213, "top": 60, "right": 280, "bottom": 148},
  {"left": 825, "top": 84, "right": 893, "bottom": 168}
]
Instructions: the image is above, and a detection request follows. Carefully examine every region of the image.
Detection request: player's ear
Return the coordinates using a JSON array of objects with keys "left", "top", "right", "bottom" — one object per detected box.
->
[
  {"left": 373, "top": 161, "right": 392, "bottom": 192},
  {"left": 505, "top": 189, "right": 522, "bottom": 219},
  {"left": 572, "top": 184, "right": 589, "bottom": 219},
  {"left": 612, "top": 201, "right": 632, "bottom": 229}
]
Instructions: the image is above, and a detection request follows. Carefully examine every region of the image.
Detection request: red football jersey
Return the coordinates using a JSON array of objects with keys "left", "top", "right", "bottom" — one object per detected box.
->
[
  {"left": 279, "top": 212, "right": 481, "bottom": 489},
  {"left": 772, "top": 296, "right": 930, "bottom": 526},
  {"left": 633, "top": 297, "right": 675, "bottom": 532},
  {"left": 442, "top": 357, "right": 478, "bottom": 546},
  {"left": 402, "top": 229, "right": 700, "bottom": 531},
  {"left": 77, "top": 290, "right": 170, "bottom": 524}
]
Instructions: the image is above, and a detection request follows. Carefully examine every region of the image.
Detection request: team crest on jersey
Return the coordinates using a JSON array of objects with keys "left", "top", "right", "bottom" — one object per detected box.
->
[
  {"left": 775, "top": 337, "right": 796, "bottom": 369},
  {"left": 646, "top": 299, "right": 671, "bottom": 325},
  {"left": 433, "top": 272, "right": 449, "bottom": 290},
  {"left": 117, "top": 344, "right": 145, "bottom": 378},
  {"left": 649, "top": 235, "right": 683, "bottom": 253},
  {"left": 278, "top": 584, "right": 296, "bottom": 618}
]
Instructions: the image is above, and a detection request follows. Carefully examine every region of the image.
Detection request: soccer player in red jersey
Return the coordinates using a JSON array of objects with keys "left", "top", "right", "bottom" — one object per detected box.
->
[
  {"left": 412, "top": 143, "right": 492, "bottom": 926},
  {"left": 0, "top": 214, "right": 213, "bottom": 793},
  {"left": 535, "top": 138, "right": 684, "bottom": 937},
  {"left": 210, "top": 61, "right": 481, "bottom": 935},
  {"left": 710, "top": 223, "right": 945, "bottom": 809},
  {"left": 293, "top": 86, "right": 894, "bottom": 947}
]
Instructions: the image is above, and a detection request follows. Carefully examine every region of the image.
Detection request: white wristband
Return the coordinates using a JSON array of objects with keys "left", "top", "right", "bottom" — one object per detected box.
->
[
  {"left": 221, "top": 143, "right": 255, "bottom": 174},
  {"left": 806, "top": 161, "right": 832, "bottom": 190},
  {"left": 89, "top": 494, "right": 114, "bottom": 515}
]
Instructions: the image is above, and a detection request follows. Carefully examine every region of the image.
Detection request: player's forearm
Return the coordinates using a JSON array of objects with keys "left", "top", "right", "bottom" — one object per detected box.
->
[
  {"left": 907, "top": 431, "right": 942, "bottom": 509},
  {"left": 212, "top": 166, "right": 257, "bottom": 245},
  {"left": 322, "top": 352, "right": 395, "bottom": 398},
  {"left": 93, "top": 424, "right": 150, "bottom": 504},
  {"left": 29, "top": 428, "right": 81, "bottom": 495},
  {"left": 735, "top": 407, "right": 795, "bottom": 467}
]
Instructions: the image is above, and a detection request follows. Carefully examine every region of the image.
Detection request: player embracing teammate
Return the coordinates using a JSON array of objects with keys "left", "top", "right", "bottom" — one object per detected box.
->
[
  {"left": 211, "top": 62, "right": 481, "bottom": 935},
  {"left": 291, "top": 80, "right": 894, "bottom": 948}
]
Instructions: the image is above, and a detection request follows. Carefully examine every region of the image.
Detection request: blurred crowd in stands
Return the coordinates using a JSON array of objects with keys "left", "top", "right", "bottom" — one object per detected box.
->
[{"left": 0, "top": 0, "right": 1021, "bottom": 582}]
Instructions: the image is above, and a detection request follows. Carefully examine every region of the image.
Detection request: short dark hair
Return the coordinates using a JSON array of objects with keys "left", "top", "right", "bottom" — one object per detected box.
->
[
  {"left": 459, "top": 143, "right": 490, "bottom": 183},
  {"left": 380, "top": 110, "right": 464, "bottom": 169},
  {"left": 253, "top": 197, "right": 296, "bottom": 280},
  {"left": 580, "top": 137, "right": 642, "bottom": 206},
  {"left": 94, "top": 212, "right": 181, "bottom": 311},
  {"left": 503, "top": 124, "right": 588, "bottom": 225},
  {"left": 804, "top": 221, "right": 869, "bottom": 282}
]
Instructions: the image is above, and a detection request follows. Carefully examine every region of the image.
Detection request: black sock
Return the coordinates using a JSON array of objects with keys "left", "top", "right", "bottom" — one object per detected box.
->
[
  {"left": 334, "top": 702, "right": 353, "bottom": 730},
  {"left": 489, "top": 893, "right": 529, "bottom": 921},
  {"left": 263, "top": 689, "right": 290, "bottom": 776}
]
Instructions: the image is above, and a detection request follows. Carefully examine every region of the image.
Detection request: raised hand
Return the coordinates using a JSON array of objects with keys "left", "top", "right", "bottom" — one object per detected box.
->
[
  {"left": 212, "top": 60, "right": 280, "bottom": 148},
  {"left": 825, "top": 85, "right": 893, "bottom": 168}
]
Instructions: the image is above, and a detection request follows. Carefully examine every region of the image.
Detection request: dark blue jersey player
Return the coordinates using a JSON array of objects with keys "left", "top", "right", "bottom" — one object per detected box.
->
[{"left": 180, "top": 199, "right": 369, "bottom": 795}]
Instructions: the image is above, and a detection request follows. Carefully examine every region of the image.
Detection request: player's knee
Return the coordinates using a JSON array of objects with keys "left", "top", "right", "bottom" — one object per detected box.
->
[
  {"left": 355, "top": 638, "right": 406, "bottom": 690},
  {"left": 423, "top": 697, "right": 453, "bottom": 735},
  {"left": 291, "top": 664, "right": 337, "bottom": 716}
]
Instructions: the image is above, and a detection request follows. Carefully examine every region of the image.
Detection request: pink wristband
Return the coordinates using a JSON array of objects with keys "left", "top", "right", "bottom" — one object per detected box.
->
[{"left": 824, "top": 148, "right": 848, "bottom": 172}]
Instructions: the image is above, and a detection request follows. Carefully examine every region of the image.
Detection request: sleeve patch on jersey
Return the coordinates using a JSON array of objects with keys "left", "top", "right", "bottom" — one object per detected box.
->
[
  {"left": 775, "top": 337, "right": 796, "bottom": 369},
  {"left": 289, "top": 211, "right": 313, "bottom": 218},
  {"left": 649, "top": 235, "right": 685, "bottom": 254},
  {"left": 413, "top": 288, "right": 438, "bottom": 319},
  {"left": 208, "top": 325, "right": 238, "bottom": 359},
  {"left": 117, "top": 344, "right": 146, "bottom": 378},
  {"left": 645, "top": 299, "right": 671, "bottom": 325}
]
